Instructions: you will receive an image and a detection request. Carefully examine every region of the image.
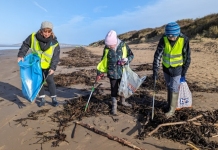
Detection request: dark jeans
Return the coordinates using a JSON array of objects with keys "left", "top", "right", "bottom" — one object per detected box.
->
[
  {"left": 39, "top": 69, "right": 56, "bottom": 97},
  {"left": 109, "top": 78, "right": 121, "bottom": 97}
]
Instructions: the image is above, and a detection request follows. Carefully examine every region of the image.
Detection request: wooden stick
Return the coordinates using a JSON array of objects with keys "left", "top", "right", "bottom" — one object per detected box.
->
[
  {"left": 148, "top": 115, "right": 203, "bottom": 136},
  {"left": 212, "top": 135, "right": 218, "bottom": 138},
  {"left": 75, "top": 122, "right": 146, "bottom": 150},
  {"left": 186, "top": 142, "right": 200, "bottom": 150}
]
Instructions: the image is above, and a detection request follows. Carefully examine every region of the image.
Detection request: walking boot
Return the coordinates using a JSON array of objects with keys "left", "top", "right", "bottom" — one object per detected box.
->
[
  {"left": 165, "top": 92, "right": 178, "bottom": 118},
  {"left": 52, "top": 97, "right": 59, "bottom": 107},
  {"left": 111, "top": 97, "right": 117, "bottom": 115},
  {"left": 121, "top": 97, "right": 132, "bottom": 108},
  {"left": 38, "top": 97, "right": 45, "bottom": 107}
]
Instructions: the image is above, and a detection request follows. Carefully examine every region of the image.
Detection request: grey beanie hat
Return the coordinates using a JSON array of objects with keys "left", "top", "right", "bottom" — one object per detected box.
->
[{"left": 41, "top": 21, "right": 53, "bottom": 30}]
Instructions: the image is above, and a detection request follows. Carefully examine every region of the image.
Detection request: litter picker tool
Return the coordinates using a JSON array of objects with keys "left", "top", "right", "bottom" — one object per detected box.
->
[
  {"left": 84, "top": 81, "right": 97, "bottom": 112},
  {"left": 32, "top": 74, "right": 49, "bottom": 102},
  {"left": 151, "top": 77, "right": 156, "bottom": 120}
]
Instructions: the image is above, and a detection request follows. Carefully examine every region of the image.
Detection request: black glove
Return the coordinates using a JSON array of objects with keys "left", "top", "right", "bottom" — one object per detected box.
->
[{"left": 152, "top": 71, "right": 158, "bottom": 80}]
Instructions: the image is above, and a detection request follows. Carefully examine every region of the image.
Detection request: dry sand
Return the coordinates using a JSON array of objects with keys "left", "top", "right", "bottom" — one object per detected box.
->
[{"left": 0, "top": 38, "right": 218, "bottom": 150}]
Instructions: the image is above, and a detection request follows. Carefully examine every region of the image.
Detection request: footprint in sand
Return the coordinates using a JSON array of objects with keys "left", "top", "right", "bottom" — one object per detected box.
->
[
  {"left": 100, "top": 125, "right": 115, "bottom": 132},
  {"left": 75, "top": 133, "right": 92, "bottom": 150},
  {"left": 0, "top": 145, "right": 5, "bottom": 150},
  {"left": 19, "top": 127, "right": 33, "bottom": 136}
]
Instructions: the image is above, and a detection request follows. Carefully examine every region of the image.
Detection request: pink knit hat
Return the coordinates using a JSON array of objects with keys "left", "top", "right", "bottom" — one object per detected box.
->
[{"left": 104, "top": 30, "right": 117, "bottom": 46}]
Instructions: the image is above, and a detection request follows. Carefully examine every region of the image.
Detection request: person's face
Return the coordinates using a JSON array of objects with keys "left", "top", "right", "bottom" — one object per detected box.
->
[
  {"left": 41, "top": 28, "right": 52, "bottom": 38},
  {"left": 107, "top": 44, "right": 116, "bottom": 49},
  {"left": 167, "top": 36, "right": 177, "bottom": 41}
]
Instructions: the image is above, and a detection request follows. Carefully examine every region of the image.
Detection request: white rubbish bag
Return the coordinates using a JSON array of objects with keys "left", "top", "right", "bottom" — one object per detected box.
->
[
  {"left": 177, "top": 82, "right": 192, "bottom": 110},
  {"left": 118, "top": 65, "right": 146, "bottom": 98}
]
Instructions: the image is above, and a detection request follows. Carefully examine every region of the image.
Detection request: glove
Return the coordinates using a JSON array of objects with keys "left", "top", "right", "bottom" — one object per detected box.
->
[
  {"left": 96, "top": 74, "right": 104, "bottom": 82},
  {"left": 180, "top": 76, "right": 186, "bottom": 83},
  {"left": 152, "top": 71, "right": 158, "bottom": 80}
]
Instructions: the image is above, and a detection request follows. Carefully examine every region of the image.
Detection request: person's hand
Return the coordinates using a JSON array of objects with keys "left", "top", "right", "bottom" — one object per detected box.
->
[
  {"left": 96, "top": 74, "right": 104, "bottom": 82},
  {"left": 121, "top": 58, "right": 128, "bottom": 66},
  {"left": 180, "top": 76, "right": 186, "bottom": 83},
  {"left": 120, "top": 58, "right": 128, "bottom": 65},
  {"left": 152, "top": 71, "right": 158, "bottom": 80},
  {"left": 17, "top": 57, "right": 24, "bottom": 62},
  {"left": 49, "top": 69, "right": 55, "bottom": 75}
]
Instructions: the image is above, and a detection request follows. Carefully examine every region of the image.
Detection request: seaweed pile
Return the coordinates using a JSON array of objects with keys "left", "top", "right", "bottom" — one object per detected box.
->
[
  {"left": 59, "top": 47, "right": 101, "bottom": 67},
  {"left": 14, "top": 89, "right": 218, "bottom": 149},
  {"left": 14, "top": 47, "right": 218, "bottom": 149}
]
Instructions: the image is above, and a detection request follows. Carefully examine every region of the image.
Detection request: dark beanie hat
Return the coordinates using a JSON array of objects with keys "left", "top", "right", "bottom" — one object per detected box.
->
[{"left": 165, "top": 22, "right": 180, "bottom": 37}]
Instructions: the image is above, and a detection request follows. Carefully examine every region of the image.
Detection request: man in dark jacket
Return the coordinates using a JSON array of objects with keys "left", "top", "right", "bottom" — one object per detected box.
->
[
  {"left": 153, "top": 22, "right": 191, "bottom": 118},
  {"left": 96, "top": 30, "right": 134, "bottom": 115},
  {"left": 17, "top": 21, "right": 60, "bottom": 107}
]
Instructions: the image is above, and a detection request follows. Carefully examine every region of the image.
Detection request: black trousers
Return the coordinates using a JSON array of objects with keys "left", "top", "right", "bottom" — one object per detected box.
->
[
  {"left": 39, "top": 69, "right": 56, "bottom": 97},
  {"left": 109, "top": 78, "right": 121, "bottom": 97}
]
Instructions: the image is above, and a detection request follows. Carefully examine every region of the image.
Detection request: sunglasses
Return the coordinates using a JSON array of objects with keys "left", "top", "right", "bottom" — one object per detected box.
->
[{"left": 42, "top": 29, "right": 52, "bottom": 33}]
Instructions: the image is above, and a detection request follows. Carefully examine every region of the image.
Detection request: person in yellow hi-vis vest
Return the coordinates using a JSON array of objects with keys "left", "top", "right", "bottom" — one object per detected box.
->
[
  {"left": 96, "top": 30, "right": 134, "bottom": 115},
  {"left": 153, "top": 22, "right": 191, "bottom": 118},
  {"left": 17, "top": 21, "right": 60, "bottom": 107}
]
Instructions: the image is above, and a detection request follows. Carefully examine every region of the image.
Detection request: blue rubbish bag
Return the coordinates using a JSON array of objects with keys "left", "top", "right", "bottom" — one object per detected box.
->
[{"left": 18, "top": 54, "right": 43, "bottom": 102}]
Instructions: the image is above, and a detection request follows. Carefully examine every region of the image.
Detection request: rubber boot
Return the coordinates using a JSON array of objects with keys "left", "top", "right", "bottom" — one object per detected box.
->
[
  {"left": 165, "top": 92, "right": 178, "bottom": 118},
  {"left": 52, "top": 97, "right": 59, "bottom": 107},
  {"left": 164, "top": 89, "right": 171, "bottom": 112},
  {"left": 121, "top": 97, "right": 132, "bottom": 108},
  {"left": 38, "top": 97, "right": 45, "bottom": 107},
  {"left": 111, "top": 97, "right": 117, "bottom": 115}
]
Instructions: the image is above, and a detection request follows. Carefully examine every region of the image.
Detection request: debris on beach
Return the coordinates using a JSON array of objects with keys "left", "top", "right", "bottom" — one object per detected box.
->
[
  {"left": 14, "top": 47, "right": 218, "bottom": 149},
  {"left": 54, "top": 69, "right": 97, "bottom": 87},
  {"left": 59, "top": 47, "right": 101, "bottom": 68},
  {"left": 15, "top": 93, "right": 218, "bottom": 149},
  {"left": 14, "top": 109, "right": 50, "bottom": 127}
]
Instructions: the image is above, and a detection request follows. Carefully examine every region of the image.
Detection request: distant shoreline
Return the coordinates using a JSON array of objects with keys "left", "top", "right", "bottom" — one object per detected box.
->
[
  {"left": 0, "top": 46, "right": 76, "bottom": 51},
  {"left": 0, "top": 47, "right": 19, "bottom": 51}
]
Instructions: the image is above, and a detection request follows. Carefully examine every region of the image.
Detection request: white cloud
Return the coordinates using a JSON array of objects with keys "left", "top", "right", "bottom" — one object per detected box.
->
[
  {"left": 134, "top": 6, "right": 141, "bottom": 9},
  {"left": 70, "top": 0, "right": 218, "bottom": 44},
  {"left": 3, "top": 0, "right": 218, "bottom": 45},
  {"left": 33, "top": 1, "right": 48, "bottom": 12},
  {"left": 55, "top": 15, "right": 86, "bottom": 29},
  {"left": 93, "top": 6, "right": 108, "bottom": 13}
]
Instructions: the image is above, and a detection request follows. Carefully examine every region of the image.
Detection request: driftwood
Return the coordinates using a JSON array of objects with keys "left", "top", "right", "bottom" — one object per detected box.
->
[
  {"left": 148, "top": 115, "right": 203, "bottom": 136},
  {"left": 75, "top": 122, "right": 146, "bottom": 150},
  {"left": 186, "top": 142, "right": 200, "bottom": 150}
]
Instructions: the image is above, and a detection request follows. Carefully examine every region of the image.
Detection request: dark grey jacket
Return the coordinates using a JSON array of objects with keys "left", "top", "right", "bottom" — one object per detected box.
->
[
  {"left": 18, "top": 33, "right": 60, "bottom": 71},
  {"left": 153, "top": 33, "right": 191, "bottom": 77}
]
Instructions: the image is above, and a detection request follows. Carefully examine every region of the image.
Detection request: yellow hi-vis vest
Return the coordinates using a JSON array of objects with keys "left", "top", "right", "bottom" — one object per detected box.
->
[
  {"left": 97, "top": 44, "right": 127, "bottom": 73},
  {"left": 162, "top": 36, "right": 184, "bottom": 68},
  {"left": 30, "top": 33, "right": 59, "bottom": 69}
]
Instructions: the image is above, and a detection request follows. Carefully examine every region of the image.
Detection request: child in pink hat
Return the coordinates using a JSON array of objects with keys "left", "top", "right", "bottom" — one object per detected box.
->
[{"left": 96, "top": 30, "right": 134, "bottom": 115}]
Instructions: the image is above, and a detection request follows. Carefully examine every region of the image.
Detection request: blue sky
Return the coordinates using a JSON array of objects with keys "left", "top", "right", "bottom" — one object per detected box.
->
[{"left": 0, "top": 0, "right": 218, "bottom": 45}]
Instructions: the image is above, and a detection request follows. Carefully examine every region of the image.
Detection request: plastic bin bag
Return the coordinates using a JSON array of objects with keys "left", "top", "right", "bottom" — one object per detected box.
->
[
  {"left": 177, "top": 82, "right": 192, "bottom": 109},
  {"left": 118, "top": 65, "right": 146, "bottom": 98},
  {"left": 18, "top": 54, "right": 42, "bottom": 102}
]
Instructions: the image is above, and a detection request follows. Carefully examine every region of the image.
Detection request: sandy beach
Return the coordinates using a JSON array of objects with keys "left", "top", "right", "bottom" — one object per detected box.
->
[{"left": 0, "top": 38, "right": 218, "bottom": 150}]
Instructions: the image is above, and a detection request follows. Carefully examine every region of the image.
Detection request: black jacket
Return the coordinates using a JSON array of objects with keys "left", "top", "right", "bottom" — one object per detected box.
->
[
  {"left": 153, "top": 33, "right": 191, "bottom": 77},
  {"left": 18, "top": 32, "right": 60, "bottom": 71}
]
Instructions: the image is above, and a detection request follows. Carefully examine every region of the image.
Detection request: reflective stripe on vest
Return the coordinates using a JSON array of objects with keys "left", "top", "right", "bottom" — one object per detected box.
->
[
  {"left": 30, "top": 33, "right": 58, "bottom": 69},
  {"left": 97, "top": 44, "right": 127, "bottom": 73},
  {"left": 162, "top": 36, "right": 184, "bottom": 68}
]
